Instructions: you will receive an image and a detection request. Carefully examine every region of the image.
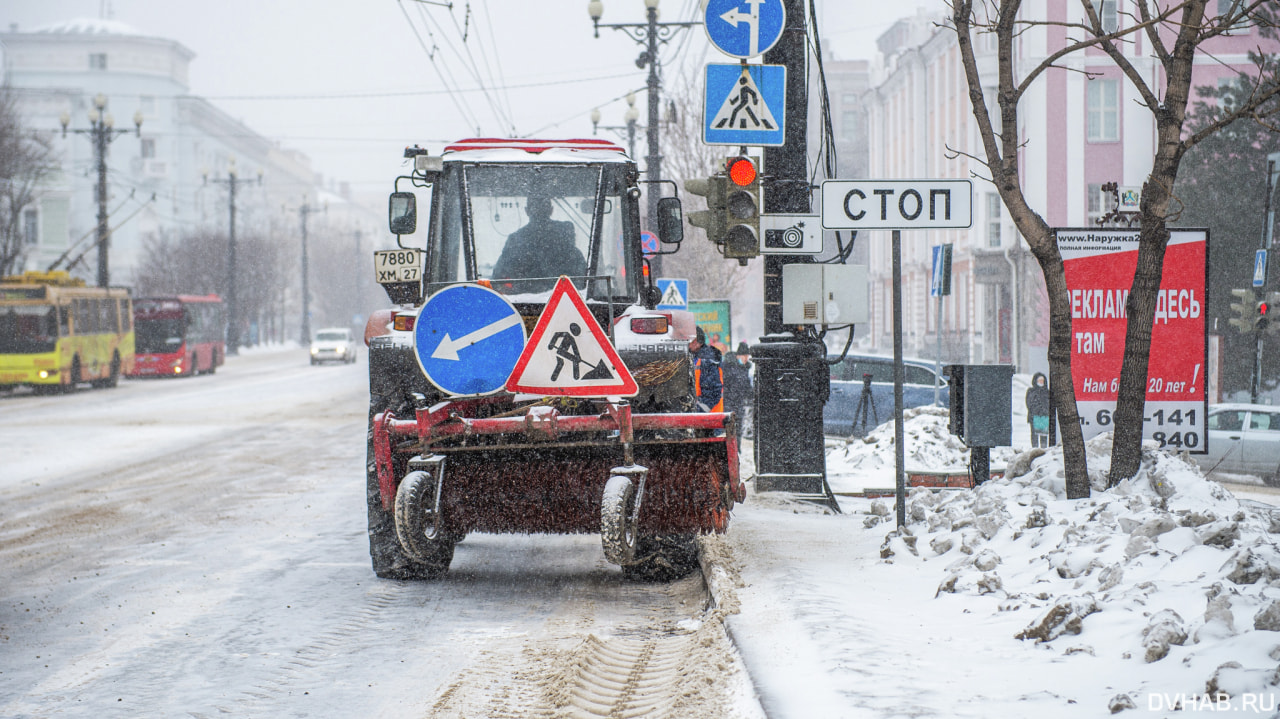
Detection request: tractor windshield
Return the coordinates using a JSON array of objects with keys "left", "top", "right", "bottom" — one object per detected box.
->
[{"left": 426, "top": 163, "right": 638, "bottom": 300}]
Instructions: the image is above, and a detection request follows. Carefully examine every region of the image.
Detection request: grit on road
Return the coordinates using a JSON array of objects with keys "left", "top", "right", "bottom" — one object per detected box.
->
[{"left": 0, "top": 347, "right": 760, "bottom": 718}]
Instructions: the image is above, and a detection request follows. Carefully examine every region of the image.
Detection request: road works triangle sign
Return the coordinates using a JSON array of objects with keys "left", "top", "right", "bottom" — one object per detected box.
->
[{"left": 505, "top": 276, "right": 638, "bottom": 397}]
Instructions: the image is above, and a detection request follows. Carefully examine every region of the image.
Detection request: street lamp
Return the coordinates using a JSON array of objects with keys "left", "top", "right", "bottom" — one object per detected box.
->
[
  {"left": 205, "top": 158, "right": 263, "bottom": 356},
  {"left": 588, "top": 0, "right": 698, "bottom": 233},
  {"left": 60, "top": 93, "right": 143, "bottom": 288},
  {"left": 591, "top": 92, "right": 641, "bottom": 159}
]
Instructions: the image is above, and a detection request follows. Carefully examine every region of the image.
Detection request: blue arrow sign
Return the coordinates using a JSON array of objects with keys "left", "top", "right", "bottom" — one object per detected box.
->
[
  {"left": 704, "top": 64, "right": 786, "bottom": 146},
  {"left": 704, "top": 0, "right": 786, "bottom": 59},
  {"left": 413, "top": 283, "right": 527, "bottom": 396},
  {"left": 655, "top": 278, "right": 689, "bottom": 310}
]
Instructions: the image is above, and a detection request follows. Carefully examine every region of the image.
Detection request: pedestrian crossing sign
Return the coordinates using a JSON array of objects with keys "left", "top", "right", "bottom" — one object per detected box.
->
[
  {"left": 655, "top": 277, "right": 688, "bottom": 310},
  {"left": 505, "top": 276, "right": 638, "bottom": 397},
  {"left": 703, "top": 63, "right": 786, "bottom": 146}
]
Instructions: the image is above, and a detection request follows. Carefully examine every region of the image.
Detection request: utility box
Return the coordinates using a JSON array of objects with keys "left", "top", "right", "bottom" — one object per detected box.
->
[
  {"left": 942, "top": 364, "right": 1014, "bottom": 447},
  {"left": 782, "top": 264, "right": 869, "bottom": 325},
  {"left": 751, "top": 337, "right": 828, "bottom": 493}
]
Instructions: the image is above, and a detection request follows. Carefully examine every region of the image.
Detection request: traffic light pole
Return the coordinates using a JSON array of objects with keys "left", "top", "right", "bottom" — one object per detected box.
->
[
  {"left": 1253, "top": 158, "right": 1276, "bottom": 403},
  {"left": 761, "top": 0, "right": 811, "bottom": 334}
]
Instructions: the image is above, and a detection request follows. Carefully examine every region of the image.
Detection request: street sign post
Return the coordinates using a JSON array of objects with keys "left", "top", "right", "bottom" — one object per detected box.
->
[
  {"left": 703, "top": 0, "right": 786, "bottom": 58},
  {"left": 704, "top": 64, "right": 786, "bottom": 146},
  {"left": 413, "top": 283, "right": 527, "bottom": 396},
  {"left": 655, "top": 277, "right": 689, "bottom": 310},
  {"left": 821, "top": 180, "right": 973, "bottom": 230}
]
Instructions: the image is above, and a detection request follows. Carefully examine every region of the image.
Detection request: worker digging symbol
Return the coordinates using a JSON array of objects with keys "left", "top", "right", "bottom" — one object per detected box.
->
[
  {"left": 547, "top": 323, "right": 613, "bottom": 382},
  {"left": 714, "top": 71, "right": 775, "bottom": 131}
]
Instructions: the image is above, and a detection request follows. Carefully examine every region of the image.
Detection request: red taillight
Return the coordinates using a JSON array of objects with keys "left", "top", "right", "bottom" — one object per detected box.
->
[
  {"left": 392, "top": 313, "right": 417, "bottom": 332},
  {"left": 630, "top": 316, "right": 670, "bottom": 334}
]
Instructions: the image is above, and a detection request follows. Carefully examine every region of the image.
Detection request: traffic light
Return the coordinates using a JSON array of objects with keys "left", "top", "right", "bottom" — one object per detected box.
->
[
  {"left": 1259, "top": 298, "right": 1272, "bottom": 332},
  {"left": 1229, "top": 288, "right": 1254, "bottom": 334},
  {"left": 1269, "top": 292, "right": 1280, "bottom": 332},
  {"left": 723, "top": 156, "right": 761, "bottom": 263},
  {"left": 684, "top": 175, "right": 727, "bottom": 245}
]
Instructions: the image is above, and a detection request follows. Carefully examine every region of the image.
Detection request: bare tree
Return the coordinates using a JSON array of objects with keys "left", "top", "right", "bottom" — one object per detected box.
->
[
  {"left": 951, "top": 0, "right": 1280, "bottom": 497},
  {"left": 0, "top": 84, "right": 59, "bottom": 277},
  {"left": 134, "top": 228, "right": 287, "bottom": 345},
  {"left": 659, "top": 72, "right": 755, "bottom": 302}
]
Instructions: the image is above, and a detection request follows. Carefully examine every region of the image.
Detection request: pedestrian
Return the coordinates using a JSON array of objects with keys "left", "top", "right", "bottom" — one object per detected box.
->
[
  {"left": 689, "top": 327, "right": 723, "bottom": 412},
  {"left": 721, "top": 342, "right": 753, "bottom": 437},
  {"left": 1025, "top": 372, "right": 1051, "bottom": 448}
]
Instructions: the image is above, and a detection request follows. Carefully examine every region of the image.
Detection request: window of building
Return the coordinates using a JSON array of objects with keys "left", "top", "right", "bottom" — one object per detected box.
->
[
  {"left": 1087, "top": 79, "right": 1120, "bottom": 142},
  {"left": 139, "top": 95, "right": 156, "bottom": 116},
  {"left": 23, "top": 208, "right": 38, "bottom": 246},
  {"left": 89, "top": 53, "right": 107, "bottom": 70},
  {"left": 841, "top": 110, "right": 859, "bottom": 141},
  {"left": 140, "top": 138, "right": 156, "bottom": 159},
  {"left": 1087, "top": 183, "right": 1115, "bottom": 224},
  {"left": 841, "top": 93, "right": 857, "bottom": 106},
  {"left": 987, "top": 193, "right": 1002, "bottom": 247},
  {"left": 1100, "top": 0, "right": 1118, "bottom": 33}
]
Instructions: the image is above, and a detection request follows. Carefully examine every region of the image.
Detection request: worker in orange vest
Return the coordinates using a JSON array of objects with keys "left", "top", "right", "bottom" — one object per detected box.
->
[{"left": 689, "top": 327, "right": 723, "bottom": 412}]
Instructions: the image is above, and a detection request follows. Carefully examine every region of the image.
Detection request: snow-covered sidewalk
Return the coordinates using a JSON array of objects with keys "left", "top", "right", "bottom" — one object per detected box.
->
[{"left": 705, "top": 419, "right": 1280, "bottom": 718}]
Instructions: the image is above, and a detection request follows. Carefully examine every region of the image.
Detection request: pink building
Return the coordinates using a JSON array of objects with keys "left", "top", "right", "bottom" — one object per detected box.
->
[{"left": 860, "top": 2, "right": 1277, "bottom": 371}]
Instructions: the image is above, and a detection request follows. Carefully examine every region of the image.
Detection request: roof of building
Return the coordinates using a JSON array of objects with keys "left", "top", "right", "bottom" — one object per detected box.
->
[{"left": 29, "top": 17, "right": 155, "bottom": 38}]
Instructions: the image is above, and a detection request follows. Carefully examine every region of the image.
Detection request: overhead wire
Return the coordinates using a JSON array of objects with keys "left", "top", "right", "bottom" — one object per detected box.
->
[
  {"left": 806, "top": 0, "right": 855, "bottom": 265},
  {"left": 424, "top": 1, "right": 514, "bottom": 133},
  {"left": 394, "top": 0, "right": 483, "bottom": 132}
]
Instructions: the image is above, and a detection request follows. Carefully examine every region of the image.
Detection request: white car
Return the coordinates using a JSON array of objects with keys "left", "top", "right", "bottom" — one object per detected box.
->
[
  {"left": 310, "top": 328, "right": 357, "bottom": 365},
  {"left": 1195, "top": 403, "right": 1280, "bottom": 485}
]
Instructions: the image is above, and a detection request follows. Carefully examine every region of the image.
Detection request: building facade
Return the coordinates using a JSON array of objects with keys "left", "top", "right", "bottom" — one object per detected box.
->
[
  {"left": 858, "top": 1, "right": 1277, "bottom": 372},
  {"left": 0, "top": 18, "right": 340, "bottom": 290}
]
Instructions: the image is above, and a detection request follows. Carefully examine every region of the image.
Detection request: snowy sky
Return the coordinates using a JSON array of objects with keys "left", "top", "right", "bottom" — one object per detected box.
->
[{"left": 1, "top": 0, "right": 939, "bottom": 194}]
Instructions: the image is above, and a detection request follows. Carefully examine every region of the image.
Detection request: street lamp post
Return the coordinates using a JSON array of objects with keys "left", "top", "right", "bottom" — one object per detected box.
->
[
  {"left": 60, "top": 93, "right": 142, "bottom": 288},
  {"left": 591, "top": 92, "right": 641, "bottom": 159},
  {"left": 588, "top": 0, "right": 697, "bottom": 232},
  {"left": 205, "top": 159, "right": 262, "bottom": 356},
  {"left": 294, "top": 199, "right": 326, "bottom": 344}
]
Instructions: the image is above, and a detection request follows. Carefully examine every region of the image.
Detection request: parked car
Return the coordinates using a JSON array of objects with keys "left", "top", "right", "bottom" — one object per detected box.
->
[
  {"left": 1195, "top": 403, "right": 1280, "bottom": 485},
  {"left": 310, "top": 328, "right": 357, "bottom": 365},
  {"left": 824, "top": 353, "right": 947, "bottom": 436}
]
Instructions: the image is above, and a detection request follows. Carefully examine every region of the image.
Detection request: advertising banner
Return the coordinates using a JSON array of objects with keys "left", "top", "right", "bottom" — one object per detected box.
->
[
  {"left": 689, "top": 300, "right": 733, "bottom": 354},
  {"left": 1057, "top": 228, "right": 1208, "bottom": 452}
]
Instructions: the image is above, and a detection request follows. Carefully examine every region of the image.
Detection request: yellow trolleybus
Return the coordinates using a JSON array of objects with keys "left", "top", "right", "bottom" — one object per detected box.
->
[{"left": 0, "top": 271, "right": 135, "bottom": 393}]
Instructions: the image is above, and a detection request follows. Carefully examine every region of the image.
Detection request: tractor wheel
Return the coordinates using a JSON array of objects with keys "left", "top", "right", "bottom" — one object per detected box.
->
[
  {"left": 601, "top": 475, "right": 639, "bottom": 566},
  {"left": 622, "top": 534, "right": 700, "bottom": 582},
  {"left": 394, "top": 469, "right": 454, "bottom": 574},
  {"left": 366, "top": 399, "right": 446, "bottom": 579}
]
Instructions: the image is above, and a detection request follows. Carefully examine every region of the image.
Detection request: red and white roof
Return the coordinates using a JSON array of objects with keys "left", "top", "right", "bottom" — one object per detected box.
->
[{"left": 440, "top": 138, "right": 631, "bottom": 164}]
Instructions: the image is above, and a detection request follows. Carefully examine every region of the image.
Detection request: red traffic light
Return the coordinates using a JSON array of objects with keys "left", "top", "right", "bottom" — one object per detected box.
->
[
  {"left": 726, "top": 157, "right": 757, "bottom": 187},
  {"left": 1260, "top": 301, "right": 1270, "bottom": 316}
]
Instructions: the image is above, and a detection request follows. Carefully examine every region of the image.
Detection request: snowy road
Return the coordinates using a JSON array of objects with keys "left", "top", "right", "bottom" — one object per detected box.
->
[{"left": 0, "top": 347, "right": 759, "bottom": 718}]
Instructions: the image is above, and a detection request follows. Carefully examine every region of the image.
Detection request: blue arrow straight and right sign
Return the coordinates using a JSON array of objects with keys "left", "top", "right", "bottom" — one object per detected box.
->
[
  {"left": 704, "top": 0, "right": 786, "bottom": 59},
  {"left": 413, "top": 283, "right": 527, "bottom": 396},
  {"left": 704, "top": 64, "right": 786, "bottom": 146}
]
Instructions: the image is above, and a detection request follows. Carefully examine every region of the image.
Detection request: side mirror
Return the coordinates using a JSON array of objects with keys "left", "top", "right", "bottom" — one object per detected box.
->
[
  {"left": 389, "top": 192, "right": 417, "bottom": 235},
  {"left": 657, "top": 196, "right": 683, "bottom": 245}
]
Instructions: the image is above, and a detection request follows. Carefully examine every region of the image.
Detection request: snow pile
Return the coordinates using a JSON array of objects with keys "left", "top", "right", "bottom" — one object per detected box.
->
[
  {"left": 826, "top": 406, "right": 1020, "bottom": 493},
  {"left": 876, "top": 433, "right": 1280, "bottom": 711}
]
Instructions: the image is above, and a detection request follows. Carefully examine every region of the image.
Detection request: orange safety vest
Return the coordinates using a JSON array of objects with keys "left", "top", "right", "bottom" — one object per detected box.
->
[{"left": 693, "top": 358, "right": 724, "bottom": 413}]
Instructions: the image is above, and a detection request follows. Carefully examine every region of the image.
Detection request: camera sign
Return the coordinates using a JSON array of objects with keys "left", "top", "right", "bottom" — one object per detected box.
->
[{"left": 759, "top": 214, "right": 822, "bottom": 254}]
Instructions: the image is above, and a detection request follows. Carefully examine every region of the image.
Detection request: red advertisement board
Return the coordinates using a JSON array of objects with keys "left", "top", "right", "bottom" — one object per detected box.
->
[{"left": 1057, "top": 228, "right": 1209, "bottom": 453}]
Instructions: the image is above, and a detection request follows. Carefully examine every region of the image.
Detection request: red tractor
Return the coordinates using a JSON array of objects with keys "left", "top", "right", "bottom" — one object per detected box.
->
[{"left": 365, "top": 139, "right": 743, "bottom": 581}]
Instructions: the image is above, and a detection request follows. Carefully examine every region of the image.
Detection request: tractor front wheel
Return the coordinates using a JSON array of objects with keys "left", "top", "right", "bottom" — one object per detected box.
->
[
  {"left": 601, "top": 475, "right": 639, "bottom": 566},
  {"left": 394, "top": 469, "right": 454, "bottom": 575}
]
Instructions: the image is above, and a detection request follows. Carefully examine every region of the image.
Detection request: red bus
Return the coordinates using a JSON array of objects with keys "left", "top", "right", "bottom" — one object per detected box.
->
[{"left": 128, "top": 295, "right": 226, "bottom": 377}]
